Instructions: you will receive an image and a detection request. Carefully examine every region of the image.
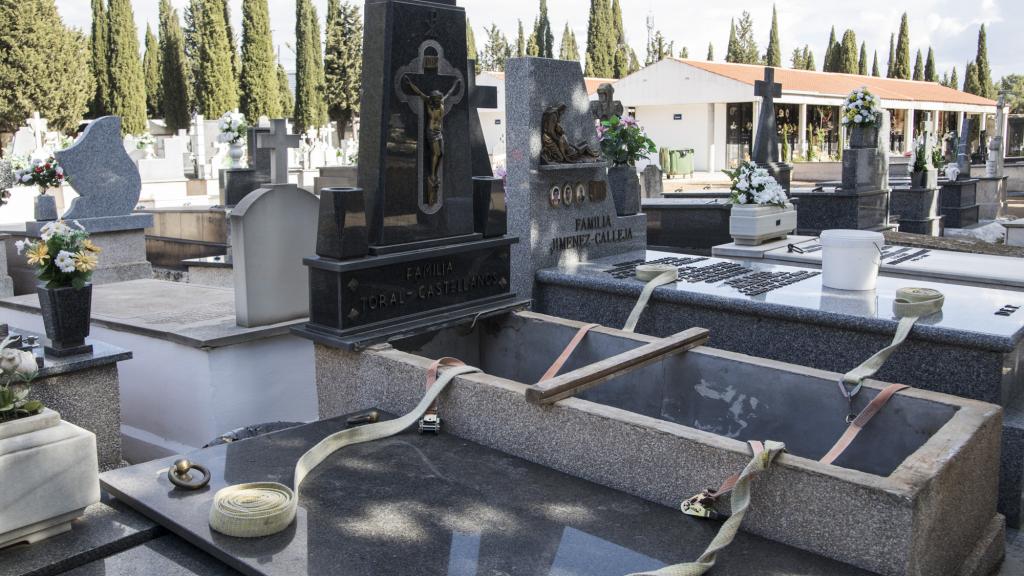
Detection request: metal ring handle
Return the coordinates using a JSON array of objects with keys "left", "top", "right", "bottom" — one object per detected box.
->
[{"left": 168, "top": 459, "right": 211, "bottom": 490}]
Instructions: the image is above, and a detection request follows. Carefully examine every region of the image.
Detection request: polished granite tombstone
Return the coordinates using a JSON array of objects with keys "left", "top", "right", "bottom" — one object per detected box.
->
[
  {"left": 642, "top": 198, "right": 732, "bottom": 253},
  {"left": 297, "top": 0, "right": 521, "bottom": 349},
  {"left": 100, "top": 413, "right": 874, "bottom": 576},
  {"left": 940, "top": 178, "right": 981, "bottom": 229},
  {"left": 891, "top": 186, "right": 943, "bottom": 236},
  {"left": 220, "top": 128, "right": 274, "bottom": 207}
]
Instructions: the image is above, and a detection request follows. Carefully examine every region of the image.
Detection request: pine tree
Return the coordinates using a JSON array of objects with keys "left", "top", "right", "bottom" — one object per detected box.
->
[
  {"left": 858, "top": 42, "right": 867, "bottom": 76},
  {"left": 0, "top": 0, "right": 94, "bottom": 134},
  {"left": 107, "top": 0, "right": 148, "bottom": 133},
  {"left": 143, "top": 24, "right": 162, "bottom": 118},
  {"left": 294, "top": 0, "right": 327, "bottom": 132},
  {"left": 88, "top": 0, "right": 109, "bottom": 117},
  {"left": 517, "top": 21, "right": 526, "bottom": 58},
  {"left": 558, "top": 24, "right": 579, "bottom": 62},
  {"left": 893, "top": 12, "right": 911, "bottom": 80},
  {"left": 481, "top": 24, "right": 511, "bottom": 72},
  {"left": 872, "top": 51, "right": 880, "bottom": 76},
  {"left": 950, "top": 67, "right": 959, "bottom": 91},
  {"left": 707, "top": 43, "right": 714, "bottom": 61},
  {"left": 159, "top": 0, "right": 192, "bottom": 131},
  {"left": 220, "top": 0, "right": 239, "bottom": 81},
  {"left": 823, "top": 26, "right": 836, "bottom": 72},
  {"left": 585, "top": 0, "right": 613, "bottom": 77},
  {"left": 886, "top": 33, "right": 895, "bottom": 78},
  {"left": 533, "top": 0, "right": 554, "bottom": 59},
  {"left": 466, "top": 19, "right": 479, "bottom": 72},
  {"left": 324, "top": 0, "right": 361, "bottom": 137},
  {"left": 925, "top": 47, "right": 937, "bottom": 82},
  {"left": 912, "top": 49, "right": 923, "bottom": 81},
  {"left": 765, "top": 5, "right": 781, "bottom": 67},
  {"left": 276, "top": 63, "right": 293, "bottom": 116},
  {"left": 975, "top": 24, "right": 993, "bottom": 98},
  {"left": 725, "top": 19, "right": 740, "bottom": 63},
  {"left": 733, "top": 11, "right": 760, "bottom": 64},
  {"left": 964, "top": 61, "right": 980, "bottom": 94},
  {"left": 611, "top": 0, "right": 629, "bottom": 78},
  {"left": 240, "top": 0, "right": 281, "bottom": 121}
]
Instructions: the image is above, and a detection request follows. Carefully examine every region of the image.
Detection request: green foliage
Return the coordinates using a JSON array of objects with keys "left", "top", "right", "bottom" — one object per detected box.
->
[
  {"left": 481, "top": 24, "right": 511, "bottom": 72},
  {"left": 0, "top": 0, "right": 94, "bottom": 135},
  {"left": 466, "top": 19, "right": 479, "bottom": 74},
  {"left": 726, "top": 19, "right": 740, "bottom": 63},
  {"left": 829, "top": 30, "right": 858, "bottom": 74},
  {"left": 1000, "top": 75, "right": 1024, "bottom": 114},
  {"left": 584, "top": 0, "right": 613, "bottom": 77},
  {"left": 610, "top": 0, "right": 629, "bottom": 78},
  {"left": 20, "top": 221, "right": 100, "bottom": 289},
  {"left": 964, "top": 61, "right": 981, "bottom": 95},
  {"left": 516, "top": 21, "right": 526, "bottom": 58},
  {"left": 294, "top": 0, "right": 327, "bottom": 133},
  {"left": 107, "top": 0, "right": 148, "bottom": 134},
  {"left": 144, "top": 24, "right": 162, "bottom": 117},
  {"left": 765, "top": 5, "right": 781, "bottom": 67},
  {"left": 558, "top": 23, "right": 579, "bottom": 62},
  {"left": 707, "top": 43, "right": 714, "bottom": 61},
  {"left": 872, "top": 51, "right": 880, "bottom": 77},
  {"left": 732, "top": 11, "right": 761, "bottom": 64},
  {"left": 912, "top": 49, "right": 923, "bottom": 81},
  {"left": 950, "top": 67, "right": 959, "bottom": 91},
  {"left": 324, "top": 0, "right": 361, "bottom": 137},
  {"left": 159, "top": 0, "right": 192, "bottom": 131},
  {"left": 886, "top": 33, "right": 895, "bottom": 78},
  {"left": 240, "top": 0, "right": 282, "bottom": 121},
  {"left": 804, "top": 48, "right": 815, "bottom": 71},
  {"left": 925, "top": 47, "right": 937, "bottom": 82},
  {"left": 645, "top": 31, "right": 673, "bottom": 66},
  {"left": 0, "top": 340, "right": 42, "bottom": 422},
  {"left": 975, "top": 24, "right": 993, "bottom": 99},
  {"left": 597, "top": 115, "right": 656, "bottom": 166},
  {"left": 534, "top": 0, "right": 554, "bottom": 59},
  {"left": 627, "top": 47, "right": 640, "bottom": 74},
  {"left": 89, "top": 0, "right": 109, "bottom": 117},
  {"left": 277, "top": 63, "right": 293, "bottom": 116},
  {"left": 194, "top": 0, "right": 239, "bottom": 117},
  {"left": 858, "top": 43, "right": 867, "bottom": 76},
  {"left": 222, "top": 0, "right": 239, "bottom": 81},
  {"left": 893, "top": 13, "right": 911, "bottom": 80},
  {"left": 823, "top": 27, "right": 836, "bottom": 72}
]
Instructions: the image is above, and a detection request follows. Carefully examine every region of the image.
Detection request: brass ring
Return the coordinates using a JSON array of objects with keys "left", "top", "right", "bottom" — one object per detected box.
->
[{"left": 168, "top": 459, "right": 211, "bottom": 490}]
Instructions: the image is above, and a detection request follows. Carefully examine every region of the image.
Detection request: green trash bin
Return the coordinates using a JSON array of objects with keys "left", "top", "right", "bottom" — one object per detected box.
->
[{"left": 664, "top": 149, "right": 694, "bottom": 179}]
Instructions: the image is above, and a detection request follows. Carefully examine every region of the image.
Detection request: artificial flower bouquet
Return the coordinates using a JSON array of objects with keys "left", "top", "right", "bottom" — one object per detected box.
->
[
  {"left": 724, "top": 161, "right": 789, "bottom": 207},
  {"left": 13, "top": 157, "right": 67, "bottom": 195},
  {"left": 217, "top": 111, "right": 249, "bottom": 145},
  {"left": 841, "top": 87, "right": 880, "bottom": 127},
  {"left": 16, "top": 220, "right": 101, "bottom": 289}
]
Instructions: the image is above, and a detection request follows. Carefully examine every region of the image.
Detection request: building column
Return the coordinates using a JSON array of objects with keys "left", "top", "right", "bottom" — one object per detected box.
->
[
  {"left": 904, "top": 108, "right": 916, "bottom": 153},
  {"left": 714, "top": 103, "right": 728, "bottom": 172},
  {"left": 957, "top": 110, "right": 966, "bottom": 135},
  {"left": 751, "top": 100, "right": 760, "bottom": 153},
  {"left": 798, "top": 104, "right": 808, "bottom": 160},
  {"left": 932, "top": 110, "right": 941, "bottom": 136}
]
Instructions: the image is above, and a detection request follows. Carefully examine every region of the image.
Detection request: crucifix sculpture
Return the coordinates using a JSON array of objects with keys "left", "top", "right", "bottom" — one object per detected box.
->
[
  {"left": 402, "top": 73, "right": 462, "bottom": 206},
  {"left": 257, "top": 119, "right": 301, "bottom": 185},
  {"left": 752, "top": 67, "right": 782, "bottom": 165}
]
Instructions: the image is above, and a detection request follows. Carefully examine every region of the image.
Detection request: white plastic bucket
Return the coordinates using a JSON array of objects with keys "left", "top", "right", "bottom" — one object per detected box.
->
[{"left": 820, "top": 229, "right": 885, "bottom": 291}]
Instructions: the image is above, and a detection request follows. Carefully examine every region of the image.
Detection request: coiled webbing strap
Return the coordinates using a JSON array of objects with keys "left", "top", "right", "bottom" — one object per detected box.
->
[{"left": 209, "top": 362, "right": 481, "bottom": 538}]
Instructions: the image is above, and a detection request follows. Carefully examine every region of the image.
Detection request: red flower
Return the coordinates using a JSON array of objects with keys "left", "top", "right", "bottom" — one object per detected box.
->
[
  {"left": 34, "top": 167, "right": 43, "bottom": 173},
  {"left": 44, "top": 164, "right": 50, "bottom": 170}
]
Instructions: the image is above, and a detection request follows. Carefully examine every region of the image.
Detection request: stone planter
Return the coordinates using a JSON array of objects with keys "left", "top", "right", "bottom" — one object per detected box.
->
[
  {"left": 38, "top": 284, "right": 93, "bottom": 357},
  {"left": 729, "top": 203, "right": 797, "bottom": 246},
  {"left": 33, "top": 192, "right": 58, "bottom": 222},
  {"left": 849, "top": 123, "right": 879, "bottom": 149},
  {"left": 607, "top": 165, "right": 640, "bottom": 216},
  {"left": 228, "top": 141, "right": 245, "bottom": 169},
  {"left": 910, "top": 170, "right": 937, "bottom": 190},
  {"left": 0, "top": 409, "right": 100, "bottom": 549}
]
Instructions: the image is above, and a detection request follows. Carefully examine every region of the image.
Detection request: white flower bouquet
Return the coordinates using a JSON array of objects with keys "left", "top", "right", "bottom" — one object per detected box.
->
[
  {"left": 724, "top": 161, "right": 789, "bottom": 207},
  {"left": 841, "top": 87, "right": 880, "bottom": 127},
  {"left": 16, "top": 220, "right": 101, "bottom": 289},
  {"left": 135, "top": 133, "right": 157, "bottom": 150},
  {"left": 217, "top": 111, "right": 248, "bottom": 145}
]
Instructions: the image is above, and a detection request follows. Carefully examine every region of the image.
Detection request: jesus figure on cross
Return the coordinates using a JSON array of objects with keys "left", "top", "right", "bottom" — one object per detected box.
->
[{"left": 402, "top": 74, "right": 462, "bottom": 206}]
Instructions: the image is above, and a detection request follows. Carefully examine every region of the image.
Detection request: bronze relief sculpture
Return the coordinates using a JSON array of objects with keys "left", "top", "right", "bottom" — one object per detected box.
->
[
  {"left": 402, "top": 74, "right": 463, "bottom": 206},
  {"left": 540, "top": 104, "right": 601, "bottom": 165}
]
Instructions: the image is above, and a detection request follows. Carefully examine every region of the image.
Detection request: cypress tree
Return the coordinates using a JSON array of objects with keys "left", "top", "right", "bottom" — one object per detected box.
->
[
  {"left": 707, "top": 43, "right": 714, "bottom": 61},
  {"left": 517, "top": 21, "right": 526, "bottom": 58},
  {"left": 240, "top": 0, "right": 281, "bottom": 121},
  {"left": 941, "top": 72, "right": 949, "bottom": 87},
  {"left": 886, "top": 33, "right": 895, "bottom": 77},
  {"left": 526, "top": 22, "right": 540, "bottom": 58},
  {"left": 159, "top": 0, "right": 191, "bottom": 131},
  {"left": 107, "top": 0, "right": 148, "bottom": 133},
  {"left": 611, "top": 0, "right": 629, "bottom": 78},
  {"left": 725, "top": 19, "right": 739, "bottom": 63},
  {"left": 804, "top": 48, "right": 815, "bottom": 71},
  {"left": 184, "top": 2, "right": 200, "bottom": 99},
  {"left": 872, "top": 51, "right": 880, "bottom": 77},
  {"left": 893, "top": 12, "right": 911, "bottom": 80},
  {"left": 834, "top": 30, "right": 858, "bottom": 74},
  {"left": 294, "top": 0, "right": 327, "bottom": 132},
  {"left": 585, "top": 0, "right": 612, "bottom": 77},
  {"left": 822, "top": 27, "right": 836, "bottom": 72},
  {"left": 558, "top": 24, "right": 579, "bottom": 62},
  {"left": 646, "top": 31, "right": 672, "bottom": 65},
  {"left": 975, "top": 24, "right": 993, "bottom": 98},
  {"left": 925, "top": 47, "right": 937, "bottom": 82},
  {"left": 324, "top": 0, "right": 361, "bottom": 138},
  {"left": 277, "top": 63, "right": 293, "bottom": 116},
  {"left": 466, "top": 19, "right": 478, "bottom": 72},
  {"left": 533, "top": 0, "right": 554, "bottom": 59},
  {"left": 628, "top": 48, "right": 640, "bottom": 73},
  {"left": 221, "top": 0, "right": 239, "bottom": 81},
  {"left": 0, "top": 0, "right": 94, "bottom": 134},
  {"left": 88, "top": 0, "right": 109, "bottom": 117},
  {"left": 858, "top": 42, "right": 867, "bottom": 76},
  {"left": 194, "top": 0, "right": 238, "bottom": 118},
  {"left": 964, "top": 61, "right": 980, "bottom": 94},
  {"left": 143, "top": 24, "right": 162, "bottom": 117},
  {"left": 950, "top": 66, "right": 959, "bottom": 91},
  {"left": 912, "top": 49, "right": 923, "bottom": 81},
  {"left": 765, "top": 5, "right": 781, "bottom": 67}
]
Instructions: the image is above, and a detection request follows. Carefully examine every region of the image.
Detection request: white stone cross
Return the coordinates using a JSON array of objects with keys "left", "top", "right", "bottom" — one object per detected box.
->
[
  {"left": 27, "top": 112, "right": 46, "bottom": 151},
  {"left": 257, "top": 119, "right": 301, "bottom": 185}
]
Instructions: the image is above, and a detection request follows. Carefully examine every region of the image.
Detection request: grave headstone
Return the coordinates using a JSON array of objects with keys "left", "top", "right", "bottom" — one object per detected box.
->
[
  {"left": 978, "top": 92, "right": 1009, "bottom": 221},
  {"left": 137, "top": 135, "right": 187, "bottom": 182},
  {"left": 941, "top": 115, "right": 982, "bottom": 228},
  {"left": 11, "top": 127, "right": 36, "bottom": 158},
  {"left": 752, "top": 67, "right": 792, "bottom": 192},
  {"left": 219, "top": 126, "right": 275, "bottom": 206},
  {"left": 590, "top": 82, "right": 624, "bottom": 122},
  {"left": 505, "top": 57, "right": 646, "bottom": 300},
  {"left": 230, "top": 120, "right": 317, "bottom": 327},
  {"left": 467, "top": 59, "right": 497, "bottom": 178},
  {"left": 957, "top": 116, "right": 973, "bottom": 180},
  {"left": 296, "top": 0, "right": 521, "bottom": 349}
]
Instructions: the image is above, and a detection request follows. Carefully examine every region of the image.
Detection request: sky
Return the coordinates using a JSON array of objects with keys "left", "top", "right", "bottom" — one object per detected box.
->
[{"left": 53, "top": 0, "right": 1023, "bottom": 82}]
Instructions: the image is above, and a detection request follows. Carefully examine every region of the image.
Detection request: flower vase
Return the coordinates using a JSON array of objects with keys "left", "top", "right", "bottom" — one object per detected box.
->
[
  {"left": 607, "top": 165, "right": 640, "bottom": 216},
  {"left": 228, "top": 142, "right": 245, "bottom": 169},
  {"left": 849, "top": 124, "right": 879, "bottom": 149},
  {"left": 33, "top": 192, "right": 58, "bottom": 222},
  {"left": 37, "top": 284, "right": 93, "bottom": 357},
  {"left": 143, "top": 143, "right": 156, "bottom": 160},
  {"left": 729, "top": 203, "right": 798, "bottom": 246}
]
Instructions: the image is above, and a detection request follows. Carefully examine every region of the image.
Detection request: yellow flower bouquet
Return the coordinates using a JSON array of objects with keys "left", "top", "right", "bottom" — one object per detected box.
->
[{"left": 16, "top": 220, "right": 101, "bottom": 289}]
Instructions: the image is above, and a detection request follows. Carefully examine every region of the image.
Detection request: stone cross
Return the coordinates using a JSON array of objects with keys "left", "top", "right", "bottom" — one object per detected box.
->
[
  {"left": 257, "top": 119, "right": 300, "bottom": 185},
  {"left": 752, "top": 67, "right": 782, "bottom": 164},
  {"left": 989, "top": 91, "right": 1008, "bottom": 178},
  {"left": 956, "top": 116, "right": 972, "bottom": 180},
  {"left": 27, "top": 112, "right": 46, "bottom": 151},
  {"left": 590, "top": 83, "right": 624, "bottom": 122}
]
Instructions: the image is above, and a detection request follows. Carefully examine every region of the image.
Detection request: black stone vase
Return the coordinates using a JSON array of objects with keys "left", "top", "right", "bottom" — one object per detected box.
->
[
  {"left": 34, "top": 193, "right": 58, "bottom": 221},
  {"left": 37, "top": 284, "right": 93, "bottom": 357},
  {"left": 607, "top": 165, "right": 640, "bottom": 217},
  {"left": 849, "top": 124, "right": 879, "bottom": 150}
]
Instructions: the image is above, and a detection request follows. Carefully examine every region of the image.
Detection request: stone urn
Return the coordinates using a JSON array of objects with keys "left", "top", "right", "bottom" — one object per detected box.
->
[
  {"left": 33, "top": 189, "right": 58, "bottom": 222},
  {"left": 607, "top": 164, "right": 640, "bottom": 216},
  {"left": 228, "top": 141, "right": 245, "bottom": 169},
  {"left": 849, "top": 122, "right": 879, "bottom": 149},
  {"left": 37, "top": 284, "right": 93, "bottom": 357},
  {"left": 729, "top": 203, "right": 798, "bottom": 246},
  {"left": 0, "top": 408, "right": 100, "bottom": 549}
]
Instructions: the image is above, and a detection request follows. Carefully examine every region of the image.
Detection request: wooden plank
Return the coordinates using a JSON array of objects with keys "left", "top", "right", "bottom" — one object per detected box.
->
[{"left": 525, "top": 327, "right": 710, "bottom": 405}]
